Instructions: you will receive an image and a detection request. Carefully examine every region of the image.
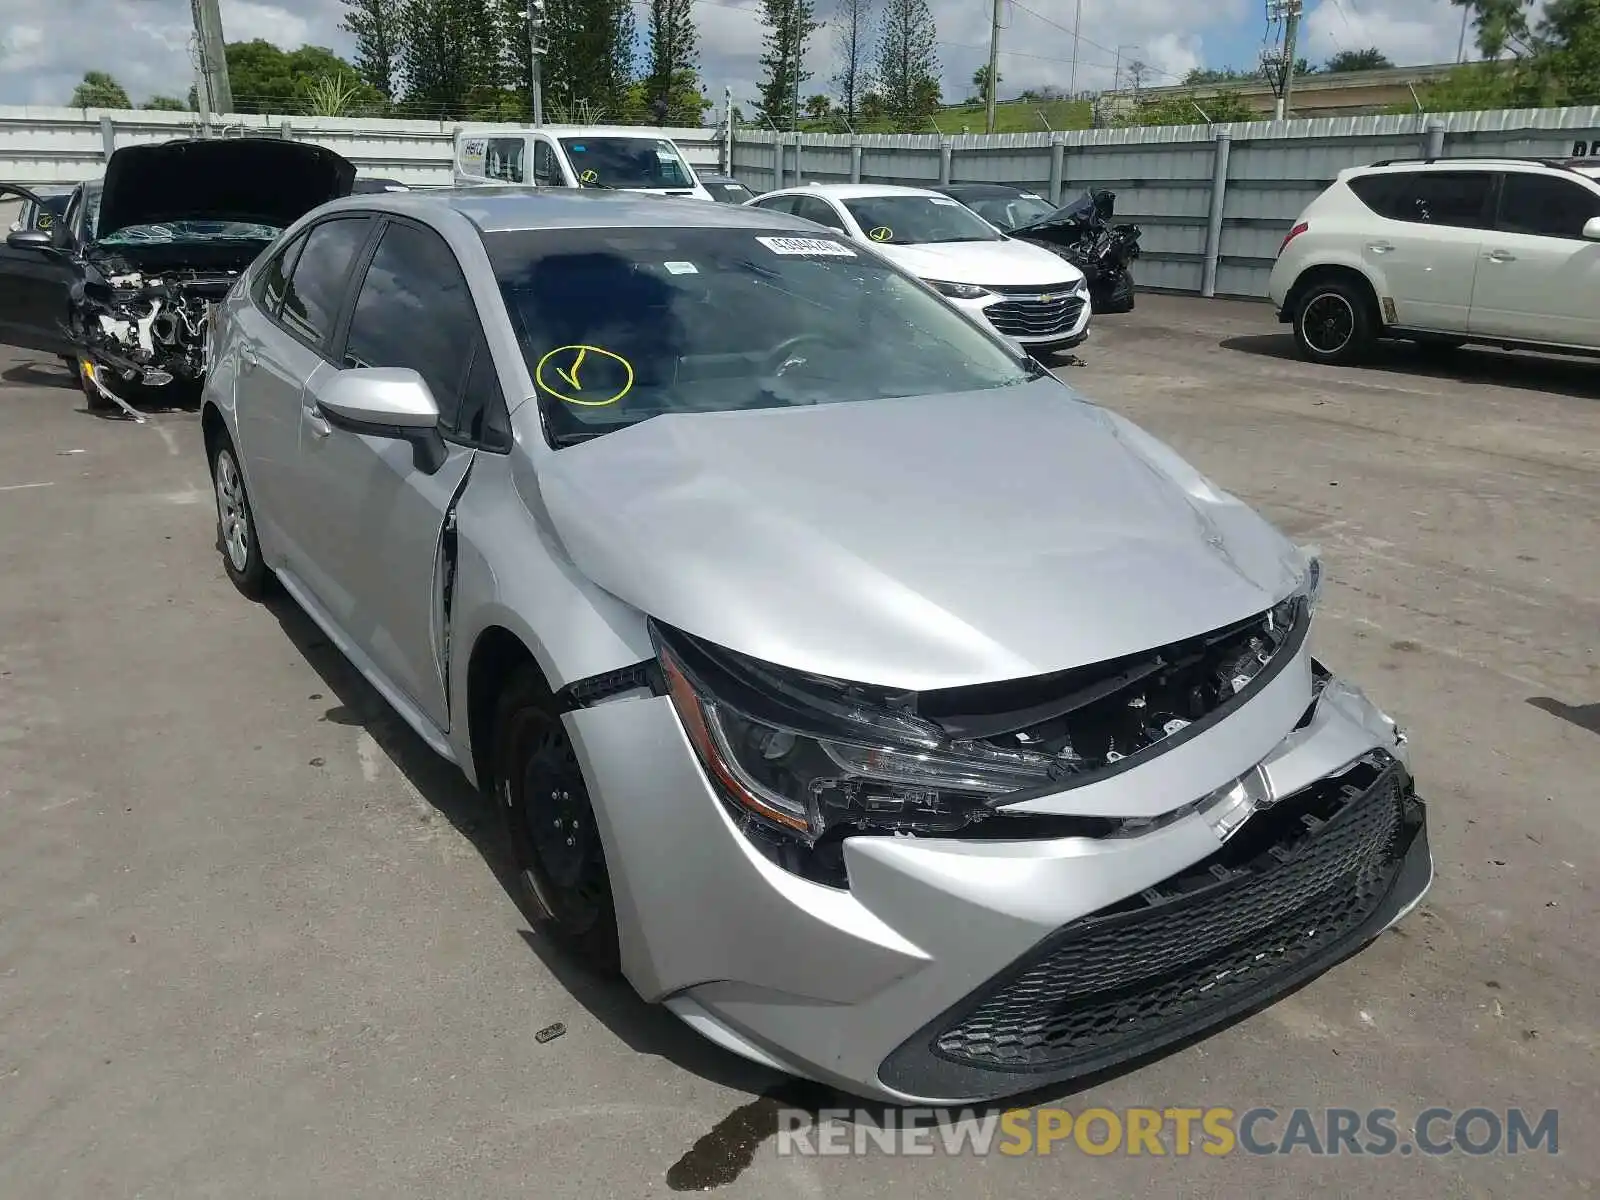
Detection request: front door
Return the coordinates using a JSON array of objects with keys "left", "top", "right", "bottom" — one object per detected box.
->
[
  {"left": 0, "top": 186, "right": 81, "bottom": 356},
  {"left": 1469, "top": 170, "right": 1600, "bottom": 346},
  {"left": 292, "top": 217, "right": 490, "bottom": 731}
]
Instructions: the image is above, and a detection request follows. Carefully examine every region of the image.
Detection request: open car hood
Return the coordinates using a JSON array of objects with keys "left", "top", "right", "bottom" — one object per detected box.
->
[
  {"left": 96, "top": 138, "right": 356, "bottom": 238},
  {"left": 536, "top": 380, "right": 1311, "bottom": 692},
  {"left": 1010, "top": 195, "right": 1096, "bottom": 235}
]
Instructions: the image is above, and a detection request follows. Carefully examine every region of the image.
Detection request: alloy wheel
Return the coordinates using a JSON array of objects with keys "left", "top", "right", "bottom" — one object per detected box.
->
[{"left": 1302, "top": 292, "right": 1356, "bottom": 356}]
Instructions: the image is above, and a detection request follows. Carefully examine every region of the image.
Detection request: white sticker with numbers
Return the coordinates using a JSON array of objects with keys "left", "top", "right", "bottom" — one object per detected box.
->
[{"left": 755, "top": 236, "right": 858, "bottom": 257}]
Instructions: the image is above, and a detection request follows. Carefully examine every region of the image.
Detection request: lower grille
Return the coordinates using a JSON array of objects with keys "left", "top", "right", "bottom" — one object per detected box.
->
[
  {"left": 916, "top": 758, "right": 1416, "bottom": 1077},
  {"left": 984, "top": 294, "right": 1086, "bottom": 338}
]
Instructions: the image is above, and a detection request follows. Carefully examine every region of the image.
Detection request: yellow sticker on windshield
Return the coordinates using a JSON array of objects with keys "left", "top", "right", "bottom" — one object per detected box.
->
[
  {"left": 868, "top": 226, "right": 893, "bottom": 242},
  {"left": 579, "top": 169, "right": 599, "bottom": 184},
  {"left": 535, "top": 344, "right": 634, "bottom": 407}
]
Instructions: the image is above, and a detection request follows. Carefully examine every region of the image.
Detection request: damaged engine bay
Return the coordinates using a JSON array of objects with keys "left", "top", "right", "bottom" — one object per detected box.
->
[{"left": 654, "top": 591, "right": 1311, "bottom": 885}]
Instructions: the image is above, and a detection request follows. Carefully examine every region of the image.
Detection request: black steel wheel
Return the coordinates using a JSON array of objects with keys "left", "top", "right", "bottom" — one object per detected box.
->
[
  {"left": 1293, "top": 278, "right": 1374, "bottom": 364},
  {"left": 494, "top": 668, "right": 621, "bottom": 974}
]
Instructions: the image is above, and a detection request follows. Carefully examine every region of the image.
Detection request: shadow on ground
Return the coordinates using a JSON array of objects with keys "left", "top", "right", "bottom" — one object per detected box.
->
[
  {"left": 1221, "top": 332, "right": 1600, "bottom": 401},
  {"left": 1527, "top": 696, "right": 1600, "bottom": 736},
  {"left": 2, "top": 359, "right": 76, "bottom": 390}
]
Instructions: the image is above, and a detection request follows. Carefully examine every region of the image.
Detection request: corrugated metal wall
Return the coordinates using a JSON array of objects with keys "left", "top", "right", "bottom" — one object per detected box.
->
[
  {"left": 732, "top": 106, "right": 1600, "bottom": 298},
  {"left": 0, "top": 106, "right": 724, "bottom": 188}
]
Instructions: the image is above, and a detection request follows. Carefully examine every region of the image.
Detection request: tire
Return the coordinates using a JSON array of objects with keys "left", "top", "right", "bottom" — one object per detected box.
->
[
  {"left": 1293, "top": 278, "right": 1374, "bottom": 365},
  {"left": 494, "top": 667, "right": 621, "bottom": 975},
  {"left": 208, "top": 432, "right": 270, "bottom": 600}
]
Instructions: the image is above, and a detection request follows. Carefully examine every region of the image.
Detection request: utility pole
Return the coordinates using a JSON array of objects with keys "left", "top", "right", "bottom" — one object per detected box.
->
[
  {"left": 189, "top": 0, "right": 233, "bottom": 118},
  {"left": 1456, "top": 3, "right": 1471, "bottom": 63},
  {"left": 1264, "top": 0, "right": 1302, "bottom": 120},
  {"left": 528, "top": 1, "right": 546, "bottom": 125},
  {"left": 792, "top": 2, "right": 801, "bottom": 135},
  {"left": 1069, "top": 0, "right": 1082, "bottom": 96},
  {"left": 985, "top": 0, "right": 1002, "bottom": 134}
]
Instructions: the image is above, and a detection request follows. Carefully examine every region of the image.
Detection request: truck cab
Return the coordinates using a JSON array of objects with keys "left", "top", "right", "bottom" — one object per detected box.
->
[{"left": 452, "top": 126, "right": 713, "bottom": 202}]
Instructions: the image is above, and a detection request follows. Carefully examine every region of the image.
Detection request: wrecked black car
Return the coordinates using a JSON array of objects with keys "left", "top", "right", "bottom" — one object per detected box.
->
[
  {"left": 934, "top": 182, "right": 1143, "bottom": 314},
  {"left": 0, "top": 137, "right": 355, "bottom": 408}
]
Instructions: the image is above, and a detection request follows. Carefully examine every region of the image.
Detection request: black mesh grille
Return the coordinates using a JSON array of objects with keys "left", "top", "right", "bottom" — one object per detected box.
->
[
  {"left": 985, "top": 295, "right": 1086, "bottom": 338},
  {"left": 929, "top": 762, "right": 1413, "bottom": 1074}
]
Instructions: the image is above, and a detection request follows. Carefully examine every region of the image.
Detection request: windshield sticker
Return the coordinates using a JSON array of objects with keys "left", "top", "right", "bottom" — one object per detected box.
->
[
  {"left": 1022, "top": 192, "right": 1043, "bottom": 200},
  {"left": 755, "top": 236, "right": 858, "bottom": 257},
  {"left": 579, "top": 169, "right": 599, "bottom": 184},
  {"left": 929, "top": 197, "right": 960, "bottom": 206},
  {"left": 663, "top": 261, "right": 698, "bottom": 274},
  {"left": 656, "top": 149, "right": 677, "bottom": 163},
  {"left": 867, "top": 226, "right": 893, "bottom": 242},
  {"left": 535, "top": 344, "right": 635, "bottom": 407},
  {"left": 570, "top": 144, "right": 586, "bottom": 152}
]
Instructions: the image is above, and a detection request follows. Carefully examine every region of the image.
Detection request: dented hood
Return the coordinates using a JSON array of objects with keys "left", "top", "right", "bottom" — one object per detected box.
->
[
  {"left": 537, "top": 380, "right": 1309, "bottom": 691},
  {"left": 96, "top": 138, "right": 356, "bottom": 238}
]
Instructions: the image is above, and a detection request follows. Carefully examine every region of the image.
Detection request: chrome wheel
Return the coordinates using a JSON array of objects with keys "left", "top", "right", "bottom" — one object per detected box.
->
[
  {"left": 214, "top": 450, "right": 250, "bottom": 572},
  {"left": 1302, "top": 292, "right": 1356, "bottom": 356}
]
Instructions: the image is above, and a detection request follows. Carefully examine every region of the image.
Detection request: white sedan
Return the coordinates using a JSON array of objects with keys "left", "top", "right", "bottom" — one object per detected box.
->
[{"left": 748, "top": 182, "right": 1092, "bottom": 355}]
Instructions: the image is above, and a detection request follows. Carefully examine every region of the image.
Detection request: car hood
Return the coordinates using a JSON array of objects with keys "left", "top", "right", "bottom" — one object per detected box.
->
[
  {"left": 96, "top": 138, "right": 356, "bottom": 238},
  {"left": 870, "top": 238, "right": 1086, "bottom": 287},
  {"left": 536, "top": 380, "right": 1309, "bottom": 691}
]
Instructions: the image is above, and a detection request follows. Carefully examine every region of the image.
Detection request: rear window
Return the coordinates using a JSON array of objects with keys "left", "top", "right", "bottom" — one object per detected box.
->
[{"left": 1347, "top": 170, "right": 1493, "bottom": 228}]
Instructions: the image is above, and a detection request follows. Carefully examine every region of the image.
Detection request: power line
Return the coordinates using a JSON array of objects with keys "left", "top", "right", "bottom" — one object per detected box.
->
[{"left": 1008, "top": 0, "right": 1186, "bottom": 82}]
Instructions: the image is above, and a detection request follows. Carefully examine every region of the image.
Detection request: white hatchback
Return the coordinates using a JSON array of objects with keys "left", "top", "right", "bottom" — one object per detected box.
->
[
  {"left": 1269, "top": 156, "right": 1600, "bottom": 363},
  {"left": 748, "top": 183, "right": 1092, "bottom": 354}
]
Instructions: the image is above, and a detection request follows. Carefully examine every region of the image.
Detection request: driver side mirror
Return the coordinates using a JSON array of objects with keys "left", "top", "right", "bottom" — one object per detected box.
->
[
  {"left": 315, "top": 367, "right": 448, "bottom": 474},
  {"left": 1583, "top": 216, "right": 1600, "bottom": 241},
  {"left": 7, "top": 229, "right": 54, "bottom": 252}
]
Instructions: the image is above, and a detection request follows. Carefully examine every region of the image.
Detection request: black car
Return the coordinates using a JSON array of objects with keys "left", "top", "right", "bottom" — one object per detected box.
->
[
  {"left": 933, "top": 181, "right": 1143, "bottom": 314},
  {"left": 0, "top": 137, "right": 355, "bottom": 404},
  {"left": 698, "top": 172, "right": 758, "bottom": 205}
]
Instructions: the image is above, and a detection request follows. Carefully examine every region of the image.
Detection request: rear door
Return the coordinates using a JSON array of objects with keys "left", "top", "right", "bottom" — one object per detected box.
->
[
  {"left": 293, "top": 217, "right": 496, "bottom": 730},
  {"left": 1347, "top": 169, "right": 1493, "bottom": 333},
  {"left": 233, "top": 214, "right": 376, "bottom": 573},
  {"left": 792, "top": 195, "right": 851, "bottom": 233},
  {"left": 1469, "top": 169, "right": 1600, "bottom": 346},
  {"left": 0, "top": 184, "right": 82, "bottom": 356}
]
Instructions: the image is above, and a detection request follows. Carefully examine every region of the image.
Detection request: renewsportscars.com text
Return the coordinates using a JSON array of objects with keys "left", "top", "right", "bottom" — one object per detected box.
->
[{"left": 776, "top": 1106, "right": 1559, "bottom": 1158}]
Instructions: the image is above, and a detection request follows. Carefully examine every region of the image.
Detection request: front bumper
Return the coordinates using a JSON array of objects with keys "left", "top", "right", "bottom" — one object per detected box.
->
[
  {"left": 566, "top": 654, "right": 1430, "bottom": 1104},
  {"left": 949, "top": 286, "right": 1093, "bottom": 351}
]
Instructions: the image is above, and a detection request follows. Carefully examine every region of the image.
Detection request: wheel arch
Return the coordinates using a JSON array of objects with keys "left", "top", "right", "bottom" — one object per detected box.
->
[
  {"left": 200, "top": 401, "right": 228, "bottom": 462},
  {"left": 1286, "top": 263, "right": 1384, "bottom": 329}
]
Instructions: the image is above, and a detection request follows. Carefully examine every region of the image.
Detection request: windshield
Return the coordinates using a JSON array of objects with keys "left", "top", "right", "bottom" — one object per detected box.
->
[
  {"left": 558, "top": 137, "right": 695, "bottom": 189},
  {"left": 961, "top": 193, "right": 1057, "bottom": 232},
  {"left": 841, "top": 195, "right": 1004, "bottom": 245},
  {"left": 483, "top": 226, "right": 1036, "bottom": 447},
  {"left": 97, "top": 219, "right": 280, "bottom": 245},
  {"left": 711, "top": 180, "right": 755, "bottom": 204},
  {"left": 30, "top": 194, "right": 72, "bottom": 231}
]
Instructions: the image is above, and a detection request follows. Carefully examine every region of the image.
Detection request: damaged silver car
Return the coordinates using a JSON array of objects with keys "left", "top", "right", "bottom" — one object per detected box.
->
[
  {"left": 0, "top": 137, "right": 354, "bottom": 410},
  {"left": 200, "top": 188, "right": 1432, "bottom": 1104}
]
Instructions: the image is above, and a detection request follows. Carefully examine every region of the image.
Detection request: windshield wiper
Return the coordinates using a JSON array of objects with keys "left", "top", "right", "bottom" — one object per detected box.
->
[{"left": 578, "top": 178, "right": 617, "bottom": 190}]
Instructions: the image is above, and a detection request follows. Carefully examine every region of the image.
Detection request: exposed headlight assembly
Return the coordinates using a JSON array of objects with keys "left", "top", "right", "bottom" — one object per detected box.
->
[{"left": 927, "top": 279, "right": 991, "bottom": 300}]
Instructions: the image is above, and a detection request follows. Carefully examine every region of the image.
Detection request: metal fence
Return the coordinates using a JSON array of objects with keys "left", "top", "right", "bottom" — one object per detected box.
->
[
  {"left": 0, "top": 105, "right": 725, "bottom": 189},
  {"left": 731, "top": 106, "right": 1600, "bottom": 298}
]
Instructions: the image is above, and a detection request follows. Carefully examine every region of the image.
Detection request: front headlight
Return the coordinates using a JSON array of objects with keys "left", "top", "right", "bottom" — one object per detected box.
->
[
  {"left": 927, "top": 279, "right": 991, "bottom": 300},
  {"left": 654, "top": 626, "right": 1054, "bottom": 848}
]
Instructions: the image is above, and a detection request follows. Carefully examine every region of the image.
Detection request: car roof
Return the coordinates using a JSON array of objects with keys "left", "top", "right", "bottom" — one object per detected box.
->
[
  {"left": 454, "top": 124, "right": 685, "bottom": 140},
  {"left": 315, "top": 186, "right": 827, "bottom": 235},
  {"left": 759, "top": 183, "right": 948, "bottom": 200},
  {"left": 934, "top": 182, "right": 1034, "bottom": 198}
]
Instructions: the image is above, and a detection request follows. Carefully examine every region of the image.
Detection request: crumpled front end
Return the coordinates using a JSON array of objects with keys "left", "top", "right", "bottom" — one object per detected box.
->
[
  {"left": 567, "top": 599, "right": 1430, "bottom": 1104},
  {"left": 76, "top": 257, "right": 247, "bottom": 388}
]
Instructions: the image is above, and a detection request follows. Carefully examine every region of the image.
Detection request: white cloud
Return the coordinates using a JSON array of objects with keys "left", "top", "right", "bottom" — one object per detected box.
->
[{"left": 1301, "top": 0, "right": 1472, "bottom": 68}]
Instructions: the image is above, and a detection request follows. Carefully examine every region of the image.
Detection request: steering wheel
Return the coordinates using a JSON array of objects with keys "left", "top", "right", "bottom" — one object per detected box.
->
[{"left": 765, "top": 333, "right": 833, "bottom": 378}]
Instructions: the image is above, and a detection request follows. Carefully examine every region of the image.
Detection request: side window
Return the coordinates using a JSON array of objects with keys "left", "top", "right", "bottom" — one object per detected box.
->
[
  {"left": 532, "top": 141, "right": 565, "bottom": 186},
  {"left": 457, "top": 337, "right": 513, "bottom": 451},
  {"left": 752, "top": 195, "right": 799, "bottom": 215},
  {"left": 255, "top": 233, "right": 305, "bottom": 316},
  {"left": 486, "top": 138, "right": 526, "bottom": 183},
  {"left": 340, "top": 221, "right": 480, "bottom": 435},
  {"left": 796, "top": 196, "right": 847, "bottom": 231},
  {"left": 279, "top": 217, "right": 372, "bottom": 350},
  {"left": 1497, "top": 173, "right": 1600, "bottom": 239},
  {"left": 1350, "top": 170, "right": 1491, "bottom": 228}
]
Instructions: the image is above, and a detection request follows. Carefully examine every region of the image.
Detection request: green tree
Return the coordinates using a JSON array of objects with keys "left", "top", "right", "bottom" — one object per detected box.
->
[
  {"left": 645, "top": 0, "right": 700, "bottom": 124},
  {"left": 803, "top": 92, "right": 831, "bottom": 120},
  {"left": 142, "top": 94, "right": 191, "bottom": 111},
  {"left": 873, "top": 0, "right": 940, "bottom": 130},
  {"left": 971, "top": 63, "right": 1000, "bottom": 99},
  {"left": 1184, "top": 66, "right": 1257, "bottom": 84},
  {"left": 756, "top": 0, "right": 821, "bottom": 128},
  {"left": 831, "top": 0, "right": 875, "bottom": 123},
  {"left": 1447, "top": 0, "right": 1600, "bottom": 106},
  {"left": 224, "top": 40, "right": 381, "bottom": 114},
  {"left": 340, "top": 0, "right": 401, "bottom": 97},
  {"left": 69, "top": 71, "right": 130, "bottom": 108},
  {"left": 542, "top": 0, "right": 637, "bottom": 120},
  {"left": 1123, "top": 91, "right": 1259, "bottom": 126},
  {"left": 1324, "top": 47, "right": 1393, "bottom": 72}
]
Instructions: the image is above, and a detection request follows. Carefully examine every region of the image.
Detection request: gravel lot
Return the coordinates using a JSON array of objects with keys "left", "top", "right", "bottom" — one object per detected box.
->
[{"left": 1, "top": 294, "right": 1595, "bottom": 1198}]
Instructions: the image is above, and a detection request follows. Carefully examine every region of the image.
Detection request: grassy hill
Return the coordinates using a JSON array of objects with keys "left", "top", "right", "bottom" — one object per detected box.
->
[{"left": 781, "top": 97, "right": 1095, "bottom": 137}]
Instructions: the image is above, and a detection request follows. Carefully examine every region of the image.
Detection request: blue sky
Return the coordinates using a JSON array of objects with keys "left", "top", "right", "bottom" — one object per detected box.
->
[{"left": 0, "top": 0, "right": 1476, "bottom": 111}]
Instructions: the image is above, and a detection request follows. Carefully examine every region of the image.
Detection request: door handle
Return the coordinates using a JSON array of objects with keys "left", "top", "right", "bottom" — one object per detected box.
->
[
  {"left": 1485, "top": 249, "right": 1517, "bottom": 263},
  {"left": 1366, "top": 241, "right": 1395, "bottom": 254},
  {"left": 239, "top": 346, "right": 258, "bottom": 371},
  {"left": 306, "top": 406, "right": 332, "bottom": 439}
]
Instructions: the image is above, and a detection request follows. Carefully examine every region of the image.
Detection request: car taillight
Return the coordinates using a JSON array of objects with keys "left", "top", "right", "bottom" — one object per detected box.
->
[{"left": 1279, "top": 221, "right": 1309, "bottom": 256}]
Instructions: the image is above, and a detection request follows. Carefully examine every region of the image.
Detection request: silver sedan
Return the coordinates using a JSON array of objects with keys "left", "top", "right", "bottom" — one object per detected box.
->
[{"left": 201, "top": 187, "right": 1432, "bottom": 1104}]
